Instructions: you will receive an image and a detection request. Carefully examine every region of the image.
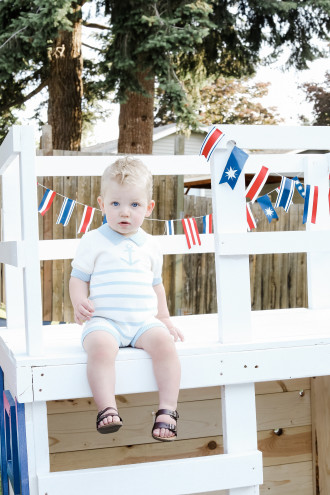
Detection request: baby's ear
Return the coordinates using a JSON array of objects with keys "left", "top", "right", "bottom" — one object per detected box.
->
[
  {"left": 145, "top": 200, "right": 155, "bottom": 218},
  {"left": 97, "top": 196, "right": 104, "bottom": 213}
]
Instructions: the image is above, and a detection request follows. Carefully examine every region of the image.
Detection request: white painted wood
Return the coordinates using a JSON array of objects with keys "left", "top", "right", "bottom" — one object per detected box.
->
[
  {"left": 214, "top": 124, "right": 330, "bottom": 150},
  {"left": 0, "top": 125, "right": 21, "bottom": 174},
  {"left": 36, "top": 154, "right": 209, "bottom": 177},
  {"left": 19, "top": 127, "right": 43, "bottom": 355},
  {"left": 0, "top": 241, "right": 25, "bottom": 266},
  {"left": 305, "top": 154, "right": 330, "bottom": 309},
  {"left": 37, "top": 451, "right": 262, "bottom": 495},
  {"left": 1, "top": 150, "right": 25, "bottom": 329},
  {"left": 211, "top": 146, "right": 252, "bottom": 343},
  {"left": 38, "top": 234, "right": 215, "bottom": 261},
  {"left": 218, "top": 230, "right": 330, "bottom": 255}
]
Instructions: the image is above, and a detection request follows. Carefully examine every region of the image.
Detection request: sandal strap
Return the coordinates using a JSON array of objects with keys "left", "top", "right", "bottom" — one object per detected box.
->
[
  {"left": 154, "top": 409, "right": 179, "bottom": 420},
  {"left": 153, "top": 421, "right": 177, "bottom": 434},
  {"left": 96, "top": 407, "right": 122, "bottom": 426}
]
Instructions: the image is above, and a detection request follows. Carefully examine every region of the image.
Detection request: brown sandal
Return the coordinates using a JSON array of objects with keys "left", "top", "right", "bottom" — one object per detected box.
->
[
  {"left": 96, "top": 407, "right": 123, "bottom": 434},
  {"left": 151, "top": 409, "right": 179, "bottom": 442}
]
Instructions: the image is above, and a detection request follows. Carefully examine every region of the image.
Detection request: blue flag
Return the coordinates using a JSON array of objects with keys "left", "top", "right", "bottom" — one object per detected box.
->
[
  {"left": 293, "top": 176, "right": 305, "bottom": 198},
  {"left": 219, "top": 146, "right": 249, "bottom": 190},
  {"left": 275, "top": 177, "right": 294, "bottom": 212},
  {"left": 257, "top": 194, "right": 279, "bottom": 223}
]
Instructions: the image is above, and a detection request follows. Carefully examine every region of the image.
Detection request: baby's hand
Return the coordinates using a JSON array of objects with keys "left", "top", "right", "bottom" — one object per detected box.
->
[
  {"left": 168, "top": 325, "right": 185, "bottom": 342},
  {"left": 73, "top": 299, "right": 94, "bottom": 325}
]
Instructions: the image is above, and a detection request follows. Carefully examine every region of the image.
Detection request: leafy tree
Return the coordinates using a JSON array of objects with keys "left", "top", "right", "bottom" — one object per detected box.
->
[
  {"left": 301, "top": 72, "right": 330, "bottom": 126},
  {"left": 155, "top": 76, "right": 283, "bottom": 126},
  {"left": 97, "top": 0, "right": 330, "bottom": 153}
]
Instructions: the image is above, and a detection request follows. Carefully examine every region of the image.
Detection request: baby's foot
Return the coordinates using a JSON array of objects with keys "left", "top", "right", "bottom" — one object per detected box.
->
[
  {"left": 152, "top": 409, "right": 179, "bottom": 441},
  {"left": 96, "top": 407, "right": 122, "bottom": 433}
]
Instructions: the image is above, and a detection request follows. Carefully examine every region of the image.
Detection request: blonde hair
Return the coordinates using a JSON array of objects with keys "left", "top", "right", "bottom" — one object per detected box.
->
[{"left": 100, "top": 157, "right": 153, "bottom": 201}]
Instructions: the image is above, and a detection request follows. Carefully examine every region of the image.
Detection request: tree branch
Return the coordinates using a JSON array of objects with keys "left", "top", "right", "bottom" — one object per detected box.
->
[
  {"left": 83, "top": 22, "right": 110, "bottom": 30},
  {"left": 1, "top": 79, "right": 49, "bottom": 113},
  {"left": 82, "top": 42, "right": 102, "bottom": 52}
]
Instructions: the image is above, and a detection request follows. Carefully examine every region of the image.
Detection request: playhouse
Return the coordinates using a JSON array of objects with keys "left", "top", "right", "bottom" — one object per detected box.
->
[{"left": 0, "top": 124, "right": 330, "bottom": 494}]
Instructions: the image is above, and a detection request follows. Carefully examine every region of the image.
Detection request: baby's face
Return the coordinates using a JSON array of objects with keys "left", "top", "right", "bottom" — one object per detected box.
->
[{"left": 98, "top": 180, "right": 154, "bottom": 236}]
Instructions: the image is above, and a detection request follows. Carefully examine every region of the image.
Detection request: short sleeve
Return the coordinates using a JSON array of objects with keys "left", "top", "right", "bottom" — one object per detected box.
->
[{"left": 71, "top": 232, "right": 96, "bottom": 282}]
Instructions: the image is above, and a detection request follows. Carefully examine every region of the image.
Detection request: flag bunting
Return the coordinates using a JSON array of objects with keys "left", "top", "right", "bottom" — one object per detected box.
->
[
  {"left": 257, "top": 194, "right": 279, "bottom": 223},
  {"left": 293, "top": 176, "right": 305, "bottom": 198},
  {"left": 166, "top": 220, "right": 175, "bottom": 235},
  {"left": 56, "top": 198, "right": 76, "bottom": 227},
  {"left": 199, "top": 126, "right": 225, "bottom": 161},
  {"left": 245, "top": 166, "right": 270, "bottom": 203},
  {"left": 219, "top": 146, "right": 249, "bottom": 190},
  {"left": 246, "top": 204, "right": 257, "bottom": 231},
  {"left": 303, "top": 185, "right": 318, "bottom": 224},
  {"left": 275, "top": 177, "right": 295, "bottom": 212},
  {"left": 38, "top": 188, "right": 56, "bottom": 216},
  {"left": 78, "top": 206, "right": 95, "bottom": 234},
  {"left": 202, "top": 214, "right": 213, "bottom": 234},
  {"left": 182, "top": 218, "right": 201, "bottom": 249}
]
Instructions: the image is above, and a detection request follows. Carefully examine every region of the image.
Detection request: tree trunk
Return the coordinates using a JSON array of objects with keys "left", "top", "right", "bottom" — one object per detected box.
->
[
  {"left": 48, "top": 3, "right": 83, "bottom": 151},
  {"left": 118, "top": 72, "right": 155, "bottom": 154}
]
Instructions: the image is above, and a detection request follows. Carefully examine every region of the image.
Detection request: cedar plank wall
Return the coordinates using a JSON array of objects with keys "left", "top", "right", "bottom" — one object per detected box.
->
[{"left": 47, "top": 378, "right": 313, "bottom": 494}]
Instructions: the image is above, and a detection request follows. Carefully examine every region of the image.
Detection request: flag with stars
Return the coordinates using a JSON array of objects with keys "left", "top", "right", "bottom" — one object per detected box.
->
[
  {"left": 257, "top": 194, "right": 278, "bottom": 223},
  {"left": 219, "top": 146, "right": 249, "bottom": 190},
  {"left": 293, "top": 176, "right": 305, "bottom": 198}
]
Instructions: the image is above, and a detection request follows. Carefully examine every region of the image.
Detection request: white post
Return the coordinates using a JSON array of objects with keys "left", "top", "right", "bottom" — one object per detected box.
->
[
  {"left": 19, "top": 126, "right": 43, "bottom": 355},
  {"left": 1, "top": 154, "right": 25, "bottom": 328},
  {"left": 211, "top": 144, "right": 260, "bottom": 495},
  {"left": 305, "top": 153, "right": 330, "bottom": 309}
]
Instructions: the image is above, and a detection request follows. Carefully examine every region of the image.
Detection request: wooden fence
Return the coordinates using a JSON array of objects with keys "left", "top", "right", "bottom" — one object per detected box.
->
[{"left": 0, "top": 168, "right": 307, "bottom": 322}]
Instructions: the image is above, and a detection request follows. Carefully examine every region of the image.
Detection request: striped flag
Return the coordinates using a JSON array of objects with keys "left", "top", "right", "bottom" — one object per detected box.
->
[
  {"left": 38, "top": 188, "right": 56, "bottom": 216},
  {"left": 181, "top": 218, "right": 201, "bottom": 249},
  {"left": 199, "top": 126, "right": 225, "bottom": 161},
  {"left": 245, "top": 166, "right": 270, "bottom": 203},
  {"left": 293, "top": 176, "right": 305, "bottom": 198},
  {"left": 78, "top": 206, "right": 95, "bottom": 234},
  {"left": 56, "top": 198, "right": 76, "bottom": 226},
  {"left": 275, "top": 177, "right": 295, "bottom": 212},
  {"left": 166, "top": 220, "right": 175, "bottom": 235},
  {"left": 202, "top": 214, "right": 213, "bottom": 234},
  {"left": 246, "top": 203, "right": 257, "bottom": 231},
  {"left": 303, "top": 185, "right": 318, "bottom": 224}
]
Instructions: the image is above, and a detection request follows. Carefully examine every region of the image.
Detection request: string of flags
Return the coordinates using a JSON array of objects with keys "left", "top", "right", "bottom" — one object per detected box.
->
[
  {"left": 37, "top": 125, "right": 327, "bottom": 249},
  {"left": 201, "top": 125, "right": 329, "bottom": 230},
  {"left": 37, "top": 183, "right": 213, "bottom": 247}
]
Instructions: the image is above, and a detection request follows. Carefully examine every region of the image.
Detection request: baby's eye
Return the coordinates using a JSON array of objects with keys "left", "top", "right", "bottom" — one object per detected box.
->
[
  {"left": 131, "top": 202, "right": 139, "bottom": 207},
  {"left": 112, "top": 201, "right": 119, "bottom": 206}
]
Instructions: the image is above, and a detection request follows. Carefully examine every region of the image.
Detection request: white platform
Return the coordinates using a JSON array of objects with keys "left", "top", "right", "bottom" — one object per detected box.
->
[{"left": 1, "top": 307, "right": 330, "bottom": 403}]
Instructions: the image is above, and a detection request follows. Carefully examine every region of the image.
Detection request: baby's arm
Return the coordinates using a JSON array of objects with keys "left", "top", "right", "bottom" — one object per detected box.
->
[
  {"left": 153, "top": 283, "right": 184, "bottom": 342},
  {"left": 69, "top": 276, "right": 94, "bottom": 325}
]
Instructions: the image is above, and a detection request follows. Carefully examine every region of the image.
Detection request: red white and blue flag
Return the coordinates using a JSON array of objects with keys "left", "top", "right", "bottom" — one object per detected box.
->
[
  {"left": 257, "top": 194, "right": 279, "bottom": 223},
  {"left": 199, "top": 126, "right": 225, "bottom": 161},
  {"left": 245, "top": 166, "right": 270, "bottom": 203},
  {"left": 202, "top": 214, "right": 213, "bottom": 234},
  {"left": 219, "top": 146, "right": 249, "bottom": 189},
  {"left": 166, "top": 220, "right": 175, "bottom": 235},
  {"left": 38, "top": 188, "right": 56, "bottom": 216},
  {"left": 246, "top": 203, "right": 257, "bottom": 231},
  {"left": 56, "top": 198, "right": 76, "bottom": 226},
  {"left": 275, "top": 177, "right": 295, "bottom": 212},
  {"left": 78, "top": 206, "right": 95, "bottom": 234},
  {"left": 181, "top": 217, "right": 201, "bottom": 249},
  {"left": 303, "top": 185, "right": 318, "bottom": 224}
]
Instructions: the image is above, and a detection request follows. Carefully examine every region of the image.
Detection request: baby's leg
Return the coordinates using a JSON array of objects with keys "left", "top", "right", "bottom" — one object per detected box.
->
[
  {"left": 83, "top": 331, "right": 120, "bottom": 427},
  {"left": 135, "top": 327, "right": 181, "bottom": 439}
]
